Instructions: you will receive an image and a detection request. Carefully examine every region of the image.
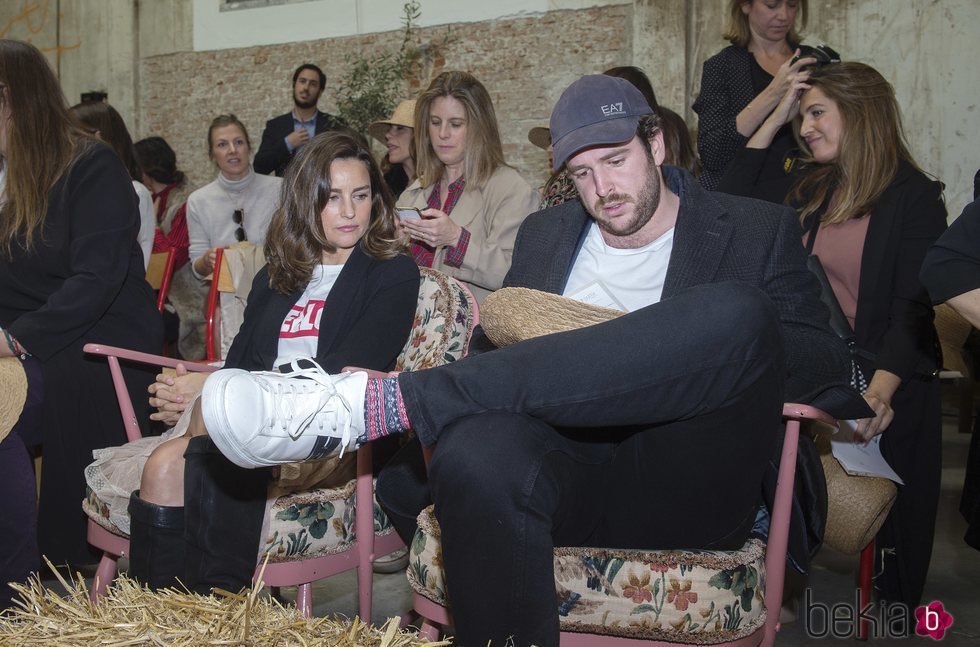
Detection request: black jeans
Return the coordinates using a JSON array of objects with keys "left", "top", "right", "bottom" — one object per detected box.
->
[{"left": 391, "top": 282, "right": 786, "bottom": 647}]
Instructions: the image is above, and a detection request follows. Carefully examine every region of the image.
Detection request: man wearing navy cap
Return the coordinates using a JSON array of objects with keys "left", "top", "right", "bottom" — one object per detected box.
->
[{"left": 389, "top": 74, "right": 850, "bottom": 646}]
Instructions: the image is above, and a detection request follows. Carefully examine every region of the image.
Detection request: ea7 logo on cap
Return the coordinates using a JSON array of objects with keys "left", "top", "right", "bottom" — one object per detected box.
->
[{"left": 601, "top": 102, "right": 624, "bottom": 117}]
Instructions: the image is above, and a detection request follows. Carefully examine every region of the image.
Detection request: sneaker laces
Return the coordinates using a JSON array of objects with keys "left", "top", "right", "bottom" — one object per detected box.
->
[{"left": 251, "top": 359, "right": 355, "bottom": 456}]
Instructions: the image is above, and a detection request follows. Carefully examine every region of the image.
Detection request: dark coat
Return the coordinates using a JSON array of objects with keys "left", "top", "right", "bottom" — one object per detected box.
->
[
  {"left": 225, "top": 244, "right": 419, "bottom": 373},
  {"left": 0, "top": 143, "right": 163, "bottom": 564},
  {"left": 804, "top": 162, "right": 946, "bottom": 380},
  {"left": 505, "top": 166, "right": 849, "bottom": 401},
  {"left": 253, "top": 110, "right": 346, "bottom": 177}
]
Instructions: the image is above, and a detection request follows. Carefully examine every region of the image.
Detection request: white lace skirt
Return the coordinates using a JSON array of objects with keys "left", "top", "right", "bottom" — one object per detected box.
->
[
  {"left": 84, "top": 403, "right": 195, "bottom": 535},
  {"left": 83, "top": 397, "right": 355, "bottom": 536}
]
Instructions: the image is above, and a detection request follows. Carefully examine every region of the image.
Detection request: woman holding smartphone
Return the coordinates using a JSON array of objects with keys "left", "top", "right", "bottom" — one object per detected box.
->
[{"left": 397, "top": 71, "right": 539, "bottom": 303}]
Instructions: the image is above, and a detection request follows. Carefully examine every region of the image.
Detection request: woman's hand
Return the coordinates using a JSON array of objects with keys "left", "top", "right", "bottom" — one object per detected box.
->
[
  {"left": 401, "top": 208, "right": 462, "bottom": 248},
  {"left": 148, "top": 364, "right": 208, "bottom": 426},
  {"left": 770, "top": 76, "right": 811, "bottom": 127},
  {"left": 853, "top": 370, "right": 901, "bottom": 443},
  {"left": 736, "top": 50, "right": 817, "bottom": 137},
  {"left": 194, "top": 247, "right": 219, "bottom": 276},
  {"left": 767, "top": 51, "right": 816, "bottom": 100},
  {"left": 746, "top": 78, "right": 811, "bottom": 150}
]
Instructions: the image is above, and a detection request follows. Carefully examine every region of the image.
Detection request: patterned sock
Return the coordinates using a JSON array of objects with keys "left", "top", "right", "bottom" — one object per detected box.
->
[{"left": 362, "top": 376, "right": 411, "bottom": 442}]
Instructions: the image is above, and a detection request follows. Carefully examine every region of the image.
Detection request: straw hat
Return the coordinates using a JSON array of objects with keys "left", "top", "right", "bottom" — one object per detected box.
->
[
  {"left": 527, "top": 126, "right": 551, "bottom": 151},
  {"left": 481, "top": 287, "right": 624, "bottom": 348},
  {"left": 815, "top": 434, "right": 897, "bottom": 554},
  {"left": 0, "top": 357, "right": 28, "bottom": 444},
  {"left": 368, "top": 100, "right": 417, "bottom": 144}
]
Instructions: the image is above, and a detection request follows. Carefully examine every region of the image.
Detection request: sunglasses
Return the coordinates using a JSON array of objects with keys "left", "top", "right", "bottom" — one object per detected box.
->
[{"left": 233, "top": 209, "right": 247, "bottom": 242}]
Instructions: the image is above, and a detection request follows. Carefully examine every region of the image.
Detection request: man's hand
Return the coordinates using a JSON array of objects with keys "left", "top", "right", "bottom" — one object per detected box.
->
[{"left": 286, "top": 128, "right": 310, "bottom": 150}]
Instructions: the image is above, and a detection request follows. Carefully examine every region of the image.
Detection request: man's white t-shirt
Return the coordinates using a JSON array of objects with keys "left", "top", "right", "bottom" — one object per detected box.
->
[
  {"left": 563, "top": 221, "right": 675, "bottom": 312},
  {"left": 274, "top": 264, "right": 344, "bottom": 366}
]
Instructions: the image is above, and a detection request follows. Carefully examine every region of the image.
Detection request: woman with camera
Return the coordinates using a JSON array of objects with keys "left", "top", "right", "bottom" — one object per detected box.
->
[{"left": 693, "top": 0, "right": 817, "bottom": 192}]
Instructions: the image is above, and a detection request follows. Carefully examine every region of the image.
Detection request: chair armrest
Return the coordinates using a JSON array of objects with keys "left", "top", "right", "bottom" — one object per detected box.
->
[
  {"left": 84, "top": 343, "right": 219, "bottom": 443},
  {"left": 782, "top": 402, "right": 839, "bottom": 436},
  {"left": 83, "top": 343, "right": 219, "bottom": 373}
]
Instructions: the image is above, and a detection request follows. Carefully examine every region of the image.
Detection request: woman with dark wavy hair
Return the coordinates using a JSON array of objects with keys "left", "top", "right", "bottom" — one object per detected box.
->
[
  {"left": 0, "top": 39, "right": 161, "bottom": 605},
  {"left": 85, "top": 130, "right": 419, "bottom": 593}
]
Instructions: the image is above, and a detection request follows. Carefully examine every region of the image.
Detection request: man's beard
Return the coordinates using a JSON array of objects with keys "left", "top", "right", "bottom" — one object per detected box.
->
[
  {"left": 589, "top": 158, "right": 661, "bottom": 238},
  {"left": 294, "top": 92, "right": 318, "bottom": 110}
]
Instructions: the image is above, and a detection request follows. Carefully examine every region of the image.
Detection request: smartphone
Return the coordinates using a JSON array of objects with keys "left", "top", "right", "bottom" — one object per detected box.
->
[{"left": 397, "top": 207, "right": 422, "bottom": 220}]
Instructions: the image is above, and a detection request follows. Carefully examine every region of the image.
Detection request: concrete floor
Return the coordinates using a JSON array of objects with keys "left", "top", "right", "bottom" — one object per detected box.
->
[{"left": 40, "top": 383, "right": 980, "bottom": 644}]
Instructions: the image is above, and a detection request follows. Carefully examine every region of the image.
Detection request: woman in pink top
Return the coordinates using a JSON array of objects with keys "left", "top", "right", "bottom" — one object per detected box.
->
[{"left": 724, "top": 61, "right": 946, "bottom": 625}]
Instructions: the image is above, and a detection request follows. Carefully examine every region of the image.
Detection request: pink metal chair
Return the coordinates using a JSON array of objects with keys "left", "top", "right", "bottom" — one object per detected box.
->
[
  {"left": 82, "top": 267, "right": 480, "bottom": 619},
  {"left": 408, "top": 403, "right": 838, "bottom": 646}
]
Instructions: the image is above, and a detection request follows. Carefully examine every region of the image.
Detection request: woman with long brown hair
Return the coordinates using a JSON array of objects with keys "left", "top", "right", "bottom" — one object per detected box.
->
[
  {"left": 0, "top": 39, "right": 161, "bottom": 602},
  {"left": 398, "top": 71, "right": 539, "bottom": 302},
  {"left": 85, "top": 130, "right": 419, "bottom": 593},
  {"left": 724, "top": 61, "right": 946, "bottom": 622}
]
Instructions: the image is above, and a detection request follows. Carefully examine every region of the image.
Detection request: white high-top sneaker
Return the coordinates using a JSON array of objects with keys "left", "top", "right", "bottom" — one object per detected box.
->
[{"left": 201, "top": 360, "right": 368, "bottom": 469}]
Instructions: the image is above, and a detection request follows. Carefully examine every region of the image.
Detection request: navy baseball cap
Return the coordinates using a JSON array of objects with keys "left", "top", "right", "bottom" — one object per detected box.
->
[{"left": 549, "top": 75, "right": 653, "bottom": 171}]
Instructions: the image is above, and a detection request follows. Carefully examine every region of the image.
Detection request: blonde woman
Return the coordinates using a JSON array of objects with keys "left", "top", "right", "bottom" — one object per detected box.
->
[
  {"left": 398, "top": 71, "right": 539, "bottom": 302},
  {"left": 693, "top": 0, "right": 814, "bottom": 191}
]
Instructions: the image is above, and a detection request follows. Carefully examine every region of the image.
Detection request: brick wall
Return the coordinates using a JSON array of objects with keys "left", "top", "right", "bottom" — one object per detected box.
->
[{"left": 140, "top": 5, "right": 631, "bottom": 193}]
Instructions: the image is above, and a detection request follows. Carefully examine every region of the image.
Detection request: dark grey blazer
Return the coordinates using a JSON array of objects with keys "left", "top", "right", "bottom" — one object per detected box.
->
[{"left": 504, "top": 166, "right": 849, "bottom": 401}]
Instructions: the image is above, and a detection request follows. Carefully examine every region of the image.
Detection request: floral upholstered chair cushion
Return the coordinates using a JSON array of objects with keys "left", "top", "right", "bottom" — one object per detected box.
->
[
  {"left": 84, "top": 482, "right": 394, "bottom": 563},
  {"left": 407, "top": 505, "right": 768, "bottom": 644},
  {"left": 397, "top": 267, "right": 475, "bottom": 371}
]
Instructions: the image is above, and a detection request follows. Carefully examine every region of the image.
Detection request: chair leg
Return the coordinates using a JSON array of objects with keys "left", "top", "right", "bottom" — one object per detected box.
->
[
  {"left": 296, "top": 583, "right": 313, "bottom": 618},
  {"left": 89, "top": 552, "right": 118, "bottom": 603},
  {"left": 857, "top": 541, "right": 874, "bottom": 640},
  {"left": 357, "top": 562, "right": 373, "bottom": 622},
  {"left": 354, "top": 447, "right": 375, "bottom": 622},
  {"left": 417, "top": 618, "right": 442, "bottom": 641}
]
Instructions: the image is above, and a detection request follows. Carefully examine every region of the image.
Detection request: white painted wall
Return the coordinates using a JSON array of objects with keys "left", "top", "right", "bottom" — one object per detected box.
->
[{"left": 192, "top": 0, "right": 626, "bottom": 51}]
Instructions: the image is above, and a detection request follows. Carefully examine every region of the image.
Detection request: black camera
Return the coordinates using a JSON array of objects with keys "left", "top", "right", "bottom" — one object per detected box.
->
[{"left": 791, "top": 44, "right": 841, "bottom": 69}]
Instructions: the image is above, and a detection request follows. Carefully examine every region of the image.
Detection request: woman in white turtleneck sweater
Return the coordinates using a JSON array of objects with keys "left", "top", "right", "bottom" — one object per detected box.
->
[{"left": 187, "top": 115, "right": 281, "bottom": 279}]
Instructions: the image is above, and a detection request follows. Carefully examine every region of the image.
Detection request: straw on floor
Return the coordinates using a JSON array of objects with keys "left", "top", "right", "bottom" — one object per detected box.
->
[{"left": 0, "top": 558, "right": 451, "bottom": 646}]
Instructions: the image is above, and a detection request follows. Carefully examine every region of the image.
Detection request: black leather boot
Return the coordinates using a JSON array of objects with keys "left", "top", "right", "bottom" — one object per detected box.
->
[
  {"left": 182, "top": 435, "right": 269, "bottom": 594},
  {"left": 127, "top": 490, "right": 185, "bottom": 590}
]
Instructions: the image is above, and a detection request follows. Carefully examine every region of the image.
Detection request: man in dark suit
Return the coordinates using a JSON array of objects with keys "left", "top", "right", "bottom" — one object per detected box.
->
[
  {"left": 371, "top": 74, "right": 850, "bottom": 647},
  {"left": 253, "top": 63, "right": 345, "bottom": 176}
]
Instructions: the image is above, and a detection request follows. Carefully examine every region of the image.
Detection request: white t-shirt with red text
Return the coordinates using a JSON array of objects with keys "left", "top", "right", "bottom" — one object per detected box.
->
[{"left": 274, "top": 264, "right": 344, "bottom": 367}]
